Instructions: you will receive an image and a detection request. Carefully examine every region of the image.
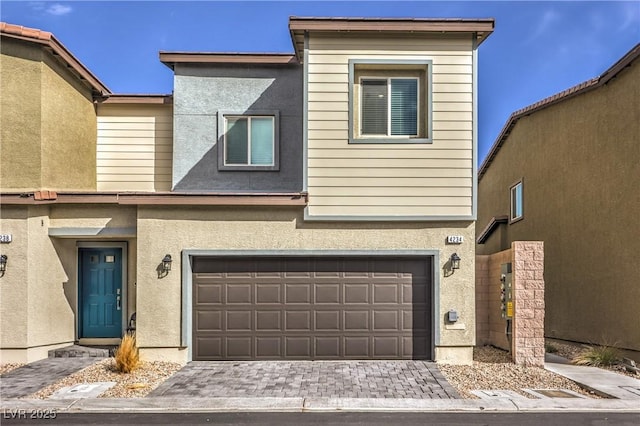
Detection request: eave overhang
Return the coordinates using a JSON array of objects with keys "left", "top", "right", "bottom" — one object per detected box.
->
[
  {"left": 0, "top": 191, "right": 308, "bottom": 206},
  {"left": 288, "top": 16, "right": 495, "bottom": 62},
  {"left": 0, "top": 22, "right": 111, "bottom": 96},
  {"left": 160, "top": 52, "right": 298, "bottom": 70}
]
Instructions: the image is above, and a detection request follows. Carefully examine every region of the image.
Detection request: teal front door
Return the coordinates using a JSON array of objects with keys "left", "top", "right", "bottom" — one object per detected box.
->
[{"left": 79, "top": 248, "right": 123, "bottom": 338}]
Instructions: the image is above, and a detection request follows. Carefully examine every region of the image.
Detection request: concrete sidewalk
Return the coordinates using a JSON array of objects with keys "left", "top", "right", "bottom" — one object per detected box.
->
[
  {"left": 1, "top": 354, "right": 639, "bottom": 413},
  {"left": 544, "top": 353, "right": 640, "bottom": 400}
]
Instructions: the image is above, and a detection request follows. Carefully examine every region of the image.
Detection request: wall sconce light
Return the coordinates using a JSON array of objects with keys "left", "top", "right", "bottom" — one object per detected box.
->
[
  {"left": 0, "top": 255, "right": 7, "bottom": 276},
  {"left": 450, "top": 253, "right": 461, "bottom": 271},
  {"left": 162, "top": 254, "right": 172, "bottom": 273}
]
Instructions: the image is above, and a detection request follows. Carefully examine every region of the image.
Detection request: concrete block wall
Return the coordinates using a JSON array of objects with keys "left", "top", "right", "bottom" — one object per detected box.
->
[{"left": 475, "top": 241, "right": 545, "bottom": 366}]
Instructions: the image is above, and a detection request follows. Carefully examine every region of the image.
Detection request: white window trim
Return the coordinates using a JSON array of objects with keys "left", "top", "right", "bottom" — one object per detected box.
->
[
  {"left": 217, "top": 110, "right": 280, "bottom": 172},
  {"left": 510, "top": 179, "right": 524, "bottom": 223},
  {"left": 359, "top": 76, "right": 420, "bottom": 138}
]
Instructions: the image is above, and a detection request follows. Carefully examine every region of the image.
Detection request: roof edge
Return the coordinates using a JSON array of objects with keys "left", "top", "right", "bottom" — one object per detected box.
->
[
  {"left": 476, "top": 215, "right": 509, "bottom": 244},
  {"left": 159, "top": 52, "right": 298, "bottom": 69},
  {"left": 100, "top": 94, "right": 173, "bottom": 105},
  {"left": 1, "top": 22, "right": 111, "bottom": 95},
  {"left": 479, "top": 42, "right": 640, "bottom": 180},
  {"left": 0, "top": 191, "right": 308, "bottom": 206}
]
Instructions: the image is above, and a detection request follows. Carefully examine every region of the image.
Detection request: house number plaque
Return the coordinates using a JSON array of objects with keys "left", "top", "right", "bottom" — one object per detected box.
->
[
  {"left": 446, "top": 235, "right": 464, "bottom": 244},
  {"left": 0, "top": 234, "right": 12, "bottom": 243}
]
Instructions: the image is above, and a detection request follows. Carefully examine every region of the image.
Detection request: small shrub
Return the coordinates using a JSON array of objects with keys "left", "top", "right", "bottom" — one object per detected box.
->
[
  {"left": 545, "top": 343, "right": 559, "bottom": 353},
  {"left": 572, "top": 344, "right": 620, "bottom": 367},
  {"left": 114, "top": 332, "right": 140, "bottom": 373}
]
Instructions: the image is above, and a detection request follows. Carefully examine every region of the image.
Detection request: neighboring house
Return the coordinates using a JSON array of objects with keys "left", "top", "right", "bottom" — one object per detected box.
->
[
  {"left": 0, "top": 17, "right": 494, "bottom": 364},
  {"left": 476, "top": 44, "right": 640, "bottom": 353}
]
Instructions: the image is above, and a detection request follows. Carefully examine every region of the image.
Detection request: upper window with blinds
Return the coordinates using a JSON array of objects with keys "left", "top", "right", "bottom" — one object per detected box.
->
[
  {"left": 349, "top": 60, "right": 432, "bottom": 144},
  {"left": 217, "top": 111, "right": 280, "bottom": 171}
]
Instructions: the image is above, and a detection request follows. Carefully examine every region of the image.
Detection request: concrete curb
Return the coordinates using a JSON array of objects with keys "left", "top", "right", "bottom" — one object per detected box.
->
[{"left": 3, "top": 397, "right": 640, "bottom": 413}]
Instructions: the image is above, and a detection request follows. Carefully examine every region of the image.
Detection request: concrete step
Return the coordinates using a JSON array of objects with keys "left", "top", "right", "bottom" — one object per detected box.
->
[{"left": 48, "top": 345, "right": 115, "bottom": 358}]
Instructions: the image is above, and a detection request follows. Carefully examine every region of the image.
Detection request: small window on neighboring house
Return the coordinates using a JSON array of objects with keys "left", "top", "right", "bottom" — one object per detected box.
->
[
  {"left": 218, "top": 112, "right": 280, "bottom": 171},
  {"left": 349, "top": 60, "right": 432, "bottom": 144},
  {"left": 510, "top": 180, "right": 524, "bottom": 222}
]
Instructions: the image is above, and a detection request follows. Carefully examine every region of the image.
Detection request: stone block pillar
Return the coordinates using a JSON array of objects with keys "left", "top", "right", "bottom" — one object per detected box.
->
[{"left": 512, "top": 241, "right": 545, "bottom": 366}]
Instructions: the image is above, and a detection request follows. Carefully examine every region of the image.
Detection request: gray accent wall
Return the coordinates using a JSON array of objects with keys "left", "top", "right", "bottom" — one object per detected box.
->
[{"left": 172, "top": 64, "right": 303, "bottom": 192}]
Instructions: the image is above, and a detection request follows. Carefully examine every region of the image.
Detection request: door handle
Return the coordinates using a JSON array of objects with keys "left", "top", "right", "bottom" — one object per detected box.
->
[{"left": 116, "top": 296, "right": 121, "bottom": 311}]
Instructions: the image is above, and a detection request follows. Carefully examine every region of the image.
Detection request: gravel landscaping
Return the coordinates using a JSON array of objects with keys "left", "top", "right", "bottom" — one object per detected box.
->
[
  {"left": 3, "top": 340, "right": 636, "bottom": 400},
  {"left": 438, "top": 346, "right": 601, "bottom": 399},
  {"left": 27, "top": 359, "right": 183, "bottom": 399},
  {"left": 0, "top": 363, "right": 25, "bottom": 375}
]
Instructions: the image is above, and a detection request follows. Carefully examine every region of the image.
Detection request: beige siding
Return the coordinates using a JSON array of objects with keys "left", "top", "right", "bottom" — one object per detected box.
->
[
  {"left": 307, "top": 34, "right": 474, "bottom": 218},
  {"left": 97, "top": 104, "right": 173, "bottom": 191}
]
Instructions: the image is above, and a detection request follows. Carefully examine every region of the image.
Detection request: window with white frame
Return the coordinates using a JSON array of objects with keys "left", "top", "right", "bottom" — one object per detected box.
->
[
  {"left": 220, "top": 114, "right": 278, "bottom": 170},
  {"left": 349, "top": 60, "right": 432, "bottom": 144},
  {"left": 510, "top": 180, "right": 524, "bottom": 222}
]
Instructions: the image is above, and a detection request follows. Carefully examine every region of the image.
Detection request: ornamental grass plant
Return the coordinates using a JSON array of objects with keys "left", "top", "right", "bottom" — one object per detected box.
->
[{"left": 113, "top": 332, "right": 140, "bottom": 373}]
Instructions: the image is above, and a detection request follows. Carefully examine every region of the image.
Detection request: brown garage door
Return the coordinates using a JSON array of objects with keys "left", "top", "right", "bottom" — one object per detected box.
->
[{"left": 192, "top": 256, "right": 432, "bottom": 360}]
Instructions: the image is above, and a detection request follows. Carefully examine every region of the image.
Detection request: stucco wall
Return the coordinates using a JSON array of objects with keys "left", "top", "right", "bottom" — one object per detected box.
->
[
  {"left": 0, "top": 204, "right": 138, "bottom": 362},
  {"left": 0, "top": 38, "right": 97, "bottom": 192},
  {"left": 172, "top": 64, "right": 303, "bottom": 192},
  {"left": 1, "top": 39, "right": 43, "bottom": 190},
  {"left": 477, "top": 60, "right": 640, "bottom": 351},
  {"left": 0, "top": 206, "right": 75, "bottom": 362},
  {"left": 40, "top": 52, "right": 97, "bottom": 190},
  {"left": 0, "top": 207, "right": 30, "bottom": 352},
  {"left": 136, "top": 206, "right": 475, "bottom": 363}
]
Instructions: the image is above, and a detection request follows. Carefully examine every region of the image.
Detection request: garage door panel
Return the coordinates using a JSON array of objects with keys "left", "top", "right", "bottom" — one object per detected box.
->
[
  {"left": 195, "top": 337, "right": 222, "bottom": 359},
  {"left": 344, "top": 311, "right": 369, "bottom": 330},
  {"left": 316, "top": 337, "right": 340, "bottom": 357},
  {"left": 256, "top": 311, "right": 281, "bottom": 331},
  {"left": 373, "top": 310, "right": 400, "bottom": 330},
  {"left": 373, "top": 284, "right": 399, "bottom": 303},
  {"left": 315, "top": 310, "right": 340, "bottom": 331},
  {"left": 315, "top": 284, "right": 340, "bottom": 304},
  {"left": 226, "top": 311, "right": 252, "bottom": 331},
  {"left": 345, "top": 337, "right": 370, "bottom": 357},
  {"left": 195, "top": 283, "right": 223, "bottom": 304},
  {"left": 196, "top": 310, "right": 222, "bottom": 331},
  {"left": 406, "top": 310, "right": 429, "bottom": 331},
  {"left": 404, "top": 336, "right": 429, "bottom": 358},
  {"left": 344, "top": 284, "right": 369, "bottom": 303},
  {"left": 285, "top": 311, "right": 311, "bottom": 331},
  {"left": 285, "top": 337, "right": 312, "bottom": 357},
  {"left": 285, "top": 284, "right": 312, "bottom": 303},
  {"left": 373, "top": 336, "right": 400, "bottom": 357},
  {"left": 226, "top": 284, "right": 252, "bottom": 303},
  {"left": 193, "top": 256, "right": 432, "bottom": 360},
  {"left": 256, "top": 337, "right": 281, "bottom": 358},
  {"left": 256, "top": 284, "right": 282, "bottom": 304},
  {"left": 227, "top": 338, "right": 252, "bottom": 358}
]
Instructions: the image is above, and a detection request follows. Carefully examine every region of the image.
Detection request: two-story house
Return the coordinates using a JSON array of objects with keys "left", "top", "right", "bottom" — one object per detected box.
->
[
  {"left": 477, "top": 44, "right": 640, "bottom": 354},
  {"left": 0, "top": 17, "right": 494, "bottom": 364}
]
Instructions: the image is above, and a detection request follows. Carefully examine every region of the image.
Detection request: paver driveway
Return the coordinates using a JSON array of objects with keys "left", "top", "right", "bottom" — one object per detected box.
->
[{"left": 149, "top": 361, "right": 460, "bottom": 399}]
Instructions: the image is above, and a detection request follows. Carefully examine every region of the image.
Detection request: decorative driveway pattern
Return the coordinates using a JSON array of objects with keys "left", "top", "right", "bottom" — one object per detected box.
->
[
  {"left": 0, "top": 358, "right": 99, "bottom": 399},
  {"left": 149, "top": 361, "right": 460, "bottom": 399}
]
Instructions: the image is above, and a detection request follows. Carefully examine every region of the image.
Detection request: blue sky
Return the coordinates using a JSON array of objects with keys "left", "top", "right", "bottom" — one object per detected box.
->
[{"left": 1, "top": 1, "right": 638, "bottom": 162}]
